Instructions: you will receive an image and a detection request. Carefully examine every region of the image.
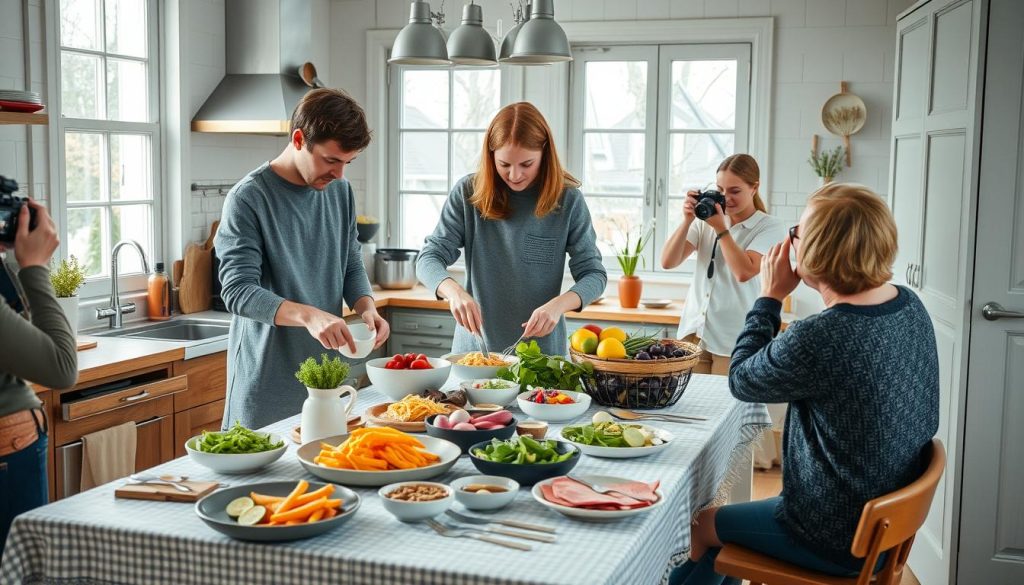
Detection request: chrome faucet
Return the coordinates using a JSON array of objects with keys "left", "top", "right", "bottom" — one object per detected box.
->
[{"left": 96, "top": 239, "right": 150, "bottom": 329}]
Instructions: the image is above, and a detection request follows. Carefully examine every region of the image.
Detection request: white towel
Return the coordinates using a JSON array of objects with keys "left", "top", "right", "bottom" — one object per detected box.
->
[{"left": 80, "top": 421, "right": 137, "bottom": 490}]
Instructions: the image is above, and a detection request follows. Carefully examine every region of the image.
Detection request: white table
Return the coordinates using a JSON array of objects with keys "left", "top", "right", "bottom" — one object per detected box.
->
[{"left": 1, "top": 374, "right": 770, "bottom": 585}]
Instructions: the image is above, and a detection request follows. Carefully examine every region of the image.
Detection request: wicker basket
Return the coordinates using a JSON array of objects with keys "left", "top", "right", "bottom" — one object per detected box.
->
[{"left": 569, "top": 339, "right": 702, "bottom": 409}]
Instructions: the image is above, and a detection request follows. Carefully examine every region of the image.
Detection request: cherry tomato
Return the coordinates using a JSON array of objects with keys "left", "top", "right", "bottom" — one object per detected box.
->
[
  {"left": 409, "top": 359, "right": 432, "bottom": 370},
  {"left": 414, "top": 353, "right": 428, "bottom": 363}
]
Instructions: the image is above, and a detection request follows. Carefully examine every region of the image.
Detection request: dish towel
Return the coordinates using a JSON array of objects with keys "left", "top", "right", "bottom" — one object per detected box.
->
[{"left": 80, "top": 421, "right": 137, "bottom": 490}]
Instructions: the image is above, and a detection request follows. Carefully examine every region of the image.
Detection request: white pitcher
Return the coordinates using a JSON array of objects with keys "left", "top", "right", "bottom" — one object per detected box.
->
[{"left": 300, "top": 385, "right": 357, "bottom": 445}]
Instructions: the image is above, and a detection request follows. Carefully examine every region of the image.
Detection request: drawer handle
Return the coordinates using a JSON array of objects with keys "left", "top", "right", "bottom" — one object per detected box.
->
[
  {"left": 403, "top": 323, "right": 443, "bottom": 330},
  {"left": 418, "top": 341, "right": 446, "bottom": 348},
  {"left": 121, "top": 391, "right": 150, "bottom": 403}
]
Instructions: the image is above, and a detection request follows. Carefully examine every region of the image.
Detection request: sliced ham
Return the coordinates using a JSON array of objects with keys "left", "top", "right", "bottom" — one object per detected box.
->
[{"left": 541, "top": 477, "right": 660, "bottom": 510}]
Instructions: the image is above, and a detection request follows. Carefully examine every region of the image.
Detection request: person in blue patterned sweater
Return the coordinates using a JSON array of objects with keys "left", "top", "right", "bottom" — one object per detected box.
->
[{"left": 671, "top": 183, "right": 939, "bottom": 584}]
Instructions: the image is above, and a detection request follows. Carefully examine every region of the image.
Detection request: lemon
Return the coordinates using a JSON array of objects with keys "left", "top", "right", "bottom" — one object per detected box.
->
[
  {"left": 599, "top": 327, "right": 627, "bottom": 343},
  {"left": 596, "top": 338, "right": 627, "bottom": 359},
  {"left": 225, "top": 496, "right": 255, "bottom": 518},
  {"left": 570, "top": 328, "right": 598, "bottom": 352},
  {"left": 237, "top": 505, "right": 267, "bottom": 526},
  {"left": 623, "top": 427, "right": 646, "bottom": 447}
]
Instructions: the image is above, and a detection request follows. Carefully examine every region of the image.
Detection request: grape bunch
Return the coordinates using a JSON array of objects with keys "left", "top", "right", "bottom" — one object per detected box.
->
[{"left": 633, "top": 342, "right": 687, "bottom": 361}]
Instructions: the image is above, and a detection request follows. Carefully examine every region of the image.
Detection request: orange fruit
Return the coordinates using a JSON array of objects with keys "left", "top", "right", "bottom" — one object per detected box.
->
[{"left": 596, "top": 338, "right": 627, "bottom": 359}]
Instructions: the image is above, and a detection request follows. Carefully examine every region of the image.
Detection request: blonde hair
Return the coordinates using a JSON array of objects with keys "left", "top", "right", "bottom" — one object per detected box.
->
[
  {"left": 717, "top": 154, "right": 767, "bottom": 212},
  {"left": 471, "top": 102, "right": 580, "bottom": 220},
  {"left": 799, "top": 183, "right": 898, "bottom": 295}
]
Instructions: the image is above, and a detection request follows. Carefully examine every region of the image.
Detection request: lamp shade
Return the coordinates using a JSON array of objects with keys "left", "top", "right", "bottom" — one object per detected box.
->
[
  {"left": 510, "top": 0, "right": 571, "bottom": 63},
  {"left": 447, "top": 3, "right": 496, "bottom": 65},
  {"left": 389, "top": 1, "right": 451, "bottom": 65}
]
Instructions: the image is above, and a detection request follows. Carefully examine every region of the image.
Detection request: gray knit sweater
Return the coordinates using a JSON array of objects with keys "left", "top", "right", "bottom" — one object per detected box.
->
[
  {"left": 215, "top": 163, "right": 373, "bottom": 429},
  {"left": 729, "top": 288, "right": 938, "bottom": 568},
  {"left": 416, "top": 175, "right": 607, "bottom": 356}
]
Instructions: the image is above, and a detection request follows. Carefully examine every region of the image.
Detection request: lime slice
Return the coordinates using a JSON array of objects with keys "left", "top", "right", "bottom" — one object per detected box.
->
[
  {"left": 592, "top": 411, "right": 614, "bottom": 425},
  {"left": 623, "top": 427, "right": 646, "bottom": 448},
  {"left": 237, "top": 504, "right": 267, "bottom": 526},
  {"left": 225, "top": 496, "right": 255, "bottom": 518}
]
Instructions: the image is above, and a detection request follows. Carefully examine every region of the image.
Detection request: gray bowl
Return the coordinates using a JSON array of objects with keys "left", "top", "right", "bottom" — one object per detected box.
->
[{"left": 195, "top": 481, "right": 360, "bottom": 542}]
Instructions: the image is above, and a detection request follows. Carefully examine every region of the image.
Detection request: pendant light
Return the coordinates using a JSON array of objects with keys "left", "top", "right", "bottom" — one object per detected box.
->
[
  {"left": 509, "top": 0, "right": 572, "bottom": 64},
  {"left": 498, "top": 2, "right": 530, "bottom": 63},
  {"left": 447, "top": 2, "right": 497, "bottom": 66},
  {"left": 389, "top": 1, "right": 451, "bottom": 66}
]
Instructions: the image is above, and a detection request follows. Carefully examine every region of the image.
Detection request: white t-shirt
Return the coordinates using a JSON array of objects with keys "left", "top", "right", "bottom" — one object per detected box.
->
[{"left": 676, "top": 210, "right": 788, "bottom": 356}]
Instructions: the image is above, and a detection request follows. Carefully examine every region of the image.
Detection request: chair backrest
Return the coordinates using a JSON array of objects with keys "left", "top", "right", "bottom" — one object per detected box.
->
[{"left": 850, "top": 439, "right": 946, "bottom": 558}]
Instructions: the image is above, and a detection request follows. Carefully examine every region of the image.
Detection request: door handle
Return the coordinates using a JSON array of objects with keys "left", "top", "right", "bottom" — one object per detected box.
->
[
  {"left": 657, "top": 178, "right": 665, "bottom": 207},
  {"left": 645, "top": 178, "right": 652, "bottom": 206},
  {"left": 982, "top": 302, "right": 1024, "bottom": 321},
  {"left": 120, "top": 391, "right": 150, "bottom": 403},
  {"left": 905, "top": 264, "right": 912, "bottom": 284}
]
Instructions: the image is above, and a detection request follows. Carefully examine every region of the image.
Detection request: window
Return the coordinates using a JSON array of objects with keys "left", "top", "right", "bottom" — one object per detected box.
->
[
  {"left": 54, "top": 0, "right": 160, "bottom": 289},
  {"left": 387, "top": 67, "right": 502, "bottom": 249},
  {"left": 569, "top": 44, "right": 750, "bottom": 274}
]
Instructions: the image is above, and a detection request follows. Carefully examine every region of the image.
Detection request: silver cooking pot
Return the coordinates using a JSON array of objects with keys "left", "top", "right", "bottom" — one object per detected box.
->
[{"left": 375, "top": 248, "right": 419, "bottom": 289}]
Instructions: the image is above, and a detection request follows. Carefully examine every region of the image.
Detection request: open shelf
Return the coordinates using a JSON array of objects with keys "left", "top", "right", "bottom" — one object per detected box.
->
[{"left": 0, "top": 111, "right": 49, "bottom": 125}]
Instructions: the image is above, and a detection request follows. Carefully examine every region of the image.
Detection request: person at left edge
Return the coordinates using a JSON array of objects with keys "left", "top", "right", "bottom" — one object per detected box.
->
[{"left": 215, "top": 88, "right": 389, "bottom": 429}]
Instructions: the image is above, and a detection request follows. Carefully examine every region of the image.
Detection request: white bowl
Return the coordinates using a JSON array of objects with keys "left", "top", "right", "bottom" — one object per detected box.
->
[
  {"left": 516, "top": 390, "right": 592, "bottom": 423},
  {"left": 184, "top": 433, "right": 286, "bottom": 474},
  {"left": 339, "top": 322, "right": 375, "bottom": 359},
  {"left": 378, "top": 481, "right": 454, "bottom": 522},
  {"left": 460, "top": 378, "right": 522, "bottom": 407},
  {"left": 296, "top": 433, "right": 461, "bottom": 487},
  {"left": 450, "top": 475, "right": 519, "bottom": 511},
  {"left": 442, "top": 352, "right": 519, "bottom": 381},
  {"left": 560, "top": 424, "right": 674, "bottom": 459},
  {"left": 365, "top": 357, "right": 452, "bottom": 401}
]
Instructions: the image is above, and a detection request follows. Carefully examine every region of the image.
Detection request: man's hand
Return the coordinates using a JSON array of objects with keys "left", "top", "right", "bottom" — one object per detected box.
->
[
  {"left": 300, "top": 306, "right": 356, "bottom": 352},
  {"left": 9, "top": 199, "right": 58, "bottom": 268}
]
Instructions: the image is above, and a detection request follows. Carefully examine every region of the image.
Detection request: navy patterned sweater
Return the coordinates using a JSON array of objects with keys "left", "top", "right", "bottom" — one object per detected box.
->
[{"left": 729, "top": 287, "right": 939, "bottom": 568}]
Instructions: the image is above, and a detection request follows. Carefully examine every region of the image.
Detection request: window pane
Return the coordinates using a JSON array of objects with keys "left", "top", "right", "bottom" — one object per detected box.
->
[
  {"left": 110, "top": 134, "right": 150, "bottom": 201},
  {"left": 668, "top": 133, "right": 735, "bottom": 195},
  {"left": 111, "top": 204, "right": 151, "bottom": 273},
  {"left": 453, "top": 69, "right": 499, "bottom": 129},
  {"left": 401, "top": 132, "right": 448, "bottom": 191},
  {"left": 61, "top": 52, "right": 102, "bottom": 119},
  {"left": 60, "top": 0, "right": 101, "bottom": 50},
  {"left": 67, "top": 207, "right": 106, "bottom": 277},
  {"left": 105, "top": 0, "right": 147, "bottom": 57},
  {"left": 107, "top": 59, "right": 148, "bottom": 122},
  {"left": 585, "top": 61, "right": 647, "bottom": 129},
  {"left": 587, "top": 196, "right": 645, "bottom": 258},
  {"left": 451, "top": 132, "right": 484, "bottom": 187},
  {"left": 401, "top": 194, "right": 447, "bottom": 249},
  {"left": 402, "top": 70, "right": 448, "bottom": 128},
  {"left": 583, "top": 132, "right": 646, "bottom": 195},
  {"left": 671, "top": 60, "right": 737, "bottom": 129},
  {"left": 65, "top": 132, "right": 104, "bottom": 202}
]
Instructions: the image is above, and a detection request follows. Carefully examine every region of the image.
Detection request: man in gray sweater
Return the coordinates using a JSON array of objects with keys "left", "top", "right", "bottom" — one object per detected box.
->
[{"left": 215, "top": 89, "right": 389, "bottom": 429}]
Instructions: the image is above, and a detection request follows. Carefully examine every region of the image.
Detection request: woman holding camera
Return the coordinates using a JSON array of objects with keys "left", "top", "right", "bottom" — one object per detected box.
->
[
  {"left": 660, "top": 154, "right": 787, "bottom": 375},
  {"left": 0, "top": 198, "right": 77, "bottom": 550}
]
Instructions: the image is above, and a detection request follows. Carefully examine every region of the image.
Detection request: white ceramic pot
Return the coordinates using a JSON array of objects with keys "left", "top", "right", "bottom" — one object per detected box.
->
[
  {"left": 300, "top": 384, "right": 357, "bottom": 444},
  {"left": 56, "top": 296, "right": 79, "bottom": 340}
]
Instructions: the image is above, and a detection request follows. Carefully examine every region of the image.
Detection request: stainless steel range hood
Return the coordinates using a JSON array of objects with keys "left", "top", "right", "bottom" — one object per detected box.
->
[{"left": 191, "top": 0, "right": 328, "bottom": 135}]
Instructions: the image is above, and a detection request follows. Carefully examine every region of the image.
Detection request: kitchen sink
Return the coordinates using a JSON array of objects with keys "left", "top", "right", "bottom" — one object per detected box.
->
[{"left": 95, "top": 318, "right": 229, "bottom": 341}]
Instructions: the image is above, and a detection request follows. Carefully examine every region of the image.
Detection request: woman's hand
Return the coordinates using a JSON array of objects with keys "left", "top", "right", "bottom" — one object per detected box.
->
[
  {"left": 682, "top": 190, "right": 698, "bottom": 222},
  {"left": 360, "top": 307, "right": 390, "bottom": 349},
  {"left": 12, "top": 199, "right": 59, "bottom": 268},
  {"left": 449, "top": 288, "right": 484, "bottom": 335},
  {"left": 300, "top": 306, "right": 356, "bottom": 351},
  {"left": 704, "top": 202, "right": 728, "bottom": 234},
  {"left": 521, "top": 301, "right": 561, "bottom": 339},
  {"left": 761, "top": 238, "right": 801, "bottom": 301}
]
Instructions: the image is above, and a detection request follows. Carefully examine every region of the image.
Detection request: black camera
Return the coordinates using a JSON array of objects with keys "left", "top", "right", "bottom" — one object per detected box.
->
[
  {"left": 0, "top": 175, "right": 37, "bottom": 244},
  {"left": 693, "top": 189, "right": 726, "bottom": 220}
]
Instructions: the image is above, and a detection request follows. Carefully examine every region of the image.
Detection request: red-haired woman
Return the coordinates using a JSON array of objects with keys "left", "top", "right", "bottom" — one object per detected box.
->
[{"left": 416, "top": 102, "right": 607, "bottom": 356}]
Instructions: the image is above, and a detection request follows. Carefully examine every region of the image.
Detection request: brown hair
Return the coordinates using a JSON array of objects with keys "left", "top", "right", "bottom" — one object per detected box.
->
[
  {"left": 799, "top": 183, "right": 898, "bottom": 295},
  {"left": 471, "top": 102, "right": 580, "bottom": 220},
  {"left": 290, "top": 88, "right": 372, "bottom": 152},
  {"left": 717, "top": 154, "right": 767, "bottom": 212}
]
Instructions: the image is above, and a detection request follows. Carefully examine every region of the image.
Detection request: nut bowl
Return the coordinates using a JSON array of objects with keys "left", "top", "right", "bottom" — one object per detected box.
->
[{"left": 378, "top": 481, "right": 453, "bottom": 522}]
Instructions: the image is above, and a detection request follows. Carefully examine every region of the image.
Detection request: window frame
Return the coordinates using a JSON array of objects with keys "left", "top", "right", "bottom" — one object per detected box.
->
[{"left": 46, "top": 0, "right": 163, "bottom": 299}]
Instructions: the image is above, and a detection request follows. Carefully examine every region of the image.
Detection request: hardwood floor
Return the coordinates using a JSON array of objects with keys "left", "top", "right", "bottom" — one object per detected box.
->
[{"left": 751, "top": 468, "right": 921, "bottom": 585}]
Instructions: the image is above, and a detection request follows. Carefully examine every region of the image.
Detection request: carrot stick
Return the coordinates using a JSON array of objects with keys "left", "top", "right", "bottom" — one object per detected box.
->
[
  {"left": 294, "top": 484, "right": 335, "bottom": 506},
  {"left": 324, "top": 507, "right": 338, "bottom": 518},
  {"left": 250, "top": 492, "right": 284, "bottom": 506},
  {"left": 271, "top": 496, "right": 327, "bottom": 523},
  {"left": 274, "top": 480, "right": 309, "bottom": 515},
  {"left": 307, "top": 509, "right": 326, "bottom": 523}
]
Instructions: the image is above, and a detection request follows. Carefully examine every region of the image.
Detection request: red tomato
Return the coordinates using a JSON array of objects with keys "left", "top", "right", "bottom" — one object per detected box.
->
[
  {"left": 384, "top": 360, "right": 402, "bottom": 370},
  {"left": 414, "top": 353, "right": 428, "bottom": 362},
  {"left": 392, "top": 354, "right": 406, "bottom": 366},
  {"left": 404, "top": 353, "right": 416, "bottom": 363},
  {"left": 409, "top": 359, "right": 432, "bottom": 370}
]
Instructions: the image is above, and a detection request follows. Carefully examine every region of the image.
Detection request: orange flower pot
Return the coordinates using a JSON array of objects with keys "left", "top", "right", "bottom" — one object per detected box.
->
[{"left": 618, "top": 276, "right": 642, "bottom": 308}]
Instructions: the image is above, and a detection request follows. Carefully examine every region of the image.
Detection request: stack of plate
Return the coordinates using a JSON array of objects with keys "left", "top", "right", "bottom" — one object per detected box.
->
[{"left": 0, "top": 90, "right": 44, "bottom": 113}]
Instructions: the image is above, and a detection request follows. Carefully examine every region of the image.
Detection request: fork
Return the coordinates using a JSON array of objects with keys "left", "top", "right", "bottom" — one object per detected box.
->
[
  {"left": 445, "top": 509, "right": 556, "bottom": 534},
  {"left": 501, "top": 333, "right": 527, "bottom": 358},
  {"left": 442, "top": 511, "right": 556, "bottom": 542},
  {"left": 566, "top": 474, "right": 659, "bottom": 503},
  {"left": 608, "top": 407, "right": 708, "bottom": 423},
  {"left": 425, "top": 519, "right": 532, "bottom": 551}
]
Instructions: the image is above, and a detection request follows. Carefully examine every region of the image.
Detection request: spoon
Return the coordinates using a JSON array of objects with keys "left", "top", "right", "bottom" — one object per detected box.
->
[
  {"left": 128, "top": 473, "right": 193, "bottom": 493},
  {"left": 608, "top": 407, "right": 708, "bottom": 423},
  {"left": 298, "top": 62, "right": 325, "bottom": 88}
]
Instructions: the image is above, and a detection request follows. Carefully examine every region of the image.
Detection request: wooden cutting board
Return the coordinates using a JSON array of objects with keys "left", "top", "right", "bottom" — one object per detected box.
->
[
  {"left": 76, "top": 340, "right": 97, "bottom": 351},
  {"left": 179, "top": 221, "right": 218, "bottom": 314},
  {"left": 115, "top": 480, "right": 221, "bottom": 502}
]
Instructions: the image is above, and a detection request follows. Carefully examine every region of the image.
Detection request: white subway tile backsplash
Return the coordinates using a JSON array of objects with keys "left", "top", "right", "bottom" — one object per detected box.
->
[
  {"left": 639, "top": 0, "right": 672, "bottom": 19},
  {"left": 704, "top": 0, "right": 739, "bottom": 18},
  {"left": 847, "top": 0, "right": 888, "bottom": 26},
  {"left": 805, "top": 0, "right": 845, "bottom": 27},
  {"left": 670, "top": 0, "right": 705, "bottom": 19},
  {"left": 737, "top": 0, "right": 771, "bottom": 17},
  {"left": 770, "top": 0, "right": 807, "bottom": 27},
  {"left": 605, "top": 0, "right": 637, "bottom": 20},
  {"left": 843, "top": 49, "right": 884, "bottom": 83}
]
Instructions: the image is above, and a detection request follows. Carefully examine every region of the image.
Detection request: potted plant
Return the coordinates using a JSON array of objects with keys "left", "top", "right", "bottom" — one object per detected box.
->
[
  {"left": 295, "top": 354, "right": 357, "bottom": 444},
  {"left": 616, "top": 226, "right": 653, "bottom": 309},
  {"left": 808, "top": 145, "right": 845, "bottom": 185},
  {"left": 50, "top": 255, "right": 86, "bottom": 338}
]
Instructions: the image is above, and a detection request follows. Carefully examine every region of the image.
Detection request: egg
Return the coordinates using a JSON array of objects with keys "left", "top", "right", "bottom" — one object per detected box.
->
[
  {"left": 449, "top": 409, "right": 471, "bottom": 425},
  {"left": 592, "top": 411, "right": 614, "bottom": 425}
]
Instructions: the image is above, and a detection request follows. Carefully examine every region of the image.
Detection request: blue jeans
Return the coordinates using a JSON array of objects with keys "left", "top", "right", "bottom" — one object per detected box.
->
[
  {"left": 670, "top": 497, "right": 882, "bottom": 585},
  {"left": 0, "top": 410, "right": 48, "bottom": 557}
]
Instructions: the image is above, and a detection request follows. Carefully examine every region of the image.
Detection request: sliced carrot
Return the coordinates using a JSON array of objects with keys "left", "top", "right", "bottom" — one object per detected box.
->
[
  {"left": 274, "top": 479, "right": 309, "bottom": 515},
  {"left": 307, "top": 509, "right": 326, "bottom": 523},
  {"left": 250, "top": 492, "right": 284, "bottom": 506},
  {"left": 324, "top": 507, "right": 338, "bottom": 518},
  {"left": 271, "top": 496, "right": 327, "bottom": 523},
  {"left": 294, "top": 484, "right": 335, "bottom": 506}
]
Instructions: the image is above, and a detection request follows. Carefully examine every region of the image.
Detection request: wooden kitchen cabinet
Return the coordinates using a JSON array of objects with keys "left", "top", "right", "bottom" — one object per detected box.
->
[
  {"left": 172, "top": 352, "right": 227, "bottom": 412},
  {"left": 173, "top": 398, "right": 225, "bottom": 457}
]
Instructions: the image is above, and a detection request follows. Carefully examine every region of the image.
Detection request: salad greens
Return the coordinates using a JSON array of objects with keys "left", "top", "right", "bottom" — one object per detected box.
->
[
  {"left": 471, "top": 436, "right": 577, "bottom": 465},
  {"left": 196, "top": 422, "right": 284, "bottom": 454},
  {"left": 472, "top": 379, "right": 518, "bottom": 389},
  {"left": 497, "top": 340, "right": 593, "bottom": 392},
  {"left": 561, "top": 422, "right": 662, "bottom": 448}
]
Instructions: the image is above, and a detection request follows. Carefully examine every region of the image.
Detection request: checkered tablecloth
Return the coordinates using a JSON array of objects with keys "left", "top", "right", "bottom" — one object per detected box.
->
[{"left": 0, "top": 374, "right": 770, "bottom": 585}]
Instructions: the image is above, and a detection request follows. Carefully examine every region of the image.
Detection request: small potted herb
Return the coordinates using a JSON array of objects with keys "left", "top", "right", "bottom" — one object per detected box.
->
[
  {"left": 50, "top": 255, "right": 86, "bottom": 337},
  {"left": 616, "top": 226, "right": 653, "bottom": 309},
  {"left": 295, "top": 354, "right": 357, "bottom": 444},
  {"left": 808, "top": 145, "right": 845, "bottom": 185}
]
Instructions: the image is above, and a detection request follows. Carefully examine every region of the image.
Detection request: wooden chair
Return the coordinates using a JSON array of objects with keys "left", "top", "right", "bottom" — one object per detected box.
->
[{"left": 715, "top": 439, "right": 945, "bottom": 585}]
